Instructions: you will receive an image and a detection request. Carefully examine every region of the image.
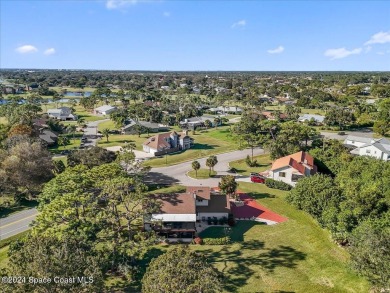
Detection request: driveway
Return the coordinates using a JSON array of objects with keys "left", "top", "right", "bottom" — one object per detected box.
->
[
  {"left": 82, "top": 119, "right": 109, "bottom": 147},
  {"left": 146, "top": 148, "right": 265, "bottom": 186},
  {"left": 0, "top": 208, "right": 38, "bottom": 240}
]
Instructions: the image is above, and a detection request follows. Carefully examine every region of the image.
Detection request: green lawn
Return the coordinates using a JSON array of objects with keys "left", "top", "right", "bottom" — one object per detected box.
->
[
  {"left": 97, "top": 134, "right": 147, "bottom": 150},
  {"left": 229, "top": 153, "right": 272, "bottom": 175},
  {"left": 265, "top": 105, "right": 326, "bottom": 116},
  {"left": 188, "top": 168, "right": 216, "bottom": 179},
  {"left": 97, "top": 119, "right": 117, "bottom": 131}
]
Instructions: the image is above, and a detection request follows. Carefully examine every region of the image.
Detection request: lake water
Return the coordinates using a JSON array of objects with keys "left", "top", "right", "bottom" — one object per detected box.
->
[{"left": 64, "top": 91, "right": 92, "bottom": 97}]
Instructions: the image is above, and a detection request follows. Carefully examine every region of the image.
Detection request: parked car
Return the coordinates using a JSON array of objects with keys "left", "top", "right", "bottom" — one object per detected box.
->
[
  {"left": 338, "top": 131, "right": 346, "bottom": 135},
  {"left": 250, "top": 175, "right": 266, "bottom": 183}
]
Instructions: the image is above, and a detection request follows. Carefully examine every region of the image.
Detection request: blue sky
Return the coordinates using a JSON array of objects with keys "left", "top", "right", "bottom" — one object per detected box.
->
[{"left": 1, "top": 0, "right": 390, "bottom": 71}]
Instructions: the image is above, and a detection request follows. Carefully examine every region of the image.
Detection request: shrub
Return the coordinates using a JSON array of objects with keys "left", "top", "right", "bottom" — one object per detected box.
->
[
  {"left": 265, "top": 178, "right": 292, "bottom": 191},
  {"left": 193, "top": 237, "right": 203, "bottom": 245},
  {"left": 245, "top": 155, "right": 258, "bottom": 167},
  {"left": 202, "top": 236, "right": 231, "bottom": 245}
]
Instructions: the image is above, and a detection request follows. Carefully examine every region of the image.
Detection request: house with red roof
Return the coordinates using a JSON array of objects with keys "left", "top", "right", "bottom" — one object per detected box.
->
[{"left": 266, "top": 151, "right": 317, "bottom": 186}]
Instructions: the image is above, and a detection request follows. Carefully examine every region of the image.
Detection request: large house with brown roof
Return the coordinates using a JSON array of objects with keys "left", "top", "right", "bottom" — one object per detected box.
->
[
  {"left": 144, "top": 186, "right": 231, "bottom": 241},
  {"left": 265, "top": 151, "right": 317, "bottom": 186},
  {"left": 142, "top": 131, "right": 192, "bottom": 156}
]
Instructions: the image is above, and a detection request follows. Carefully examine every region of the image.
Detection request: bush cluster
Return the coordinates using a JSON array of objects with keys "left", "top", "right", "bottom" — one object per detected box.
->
[
  {"left": 265, "top": 178, "right": 292, "bottom": 191},
  {"left": 202, "top": 236, "right": 231, "bottom": 245}
]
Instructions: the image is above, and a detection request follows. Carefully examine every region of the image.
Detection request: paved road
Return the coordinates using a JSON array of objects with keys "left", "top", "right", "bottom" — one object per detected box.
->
[
  {"left": 82, "top": 119, "right": 109, "bottom": 147},
  {"left": 147, "top": 148, "right": 264, "bottom": 186},
  {"left": 0, "top": 208, "right": 38, "bottom": 240},
  {"left": 321, "top": 128, "right": 373, "bottom": 141}
]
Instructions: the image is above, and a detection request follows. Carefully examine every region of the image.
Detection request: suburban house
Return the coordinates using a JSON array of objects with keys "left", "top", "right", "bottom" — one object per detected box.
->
[
  {"left": 38, "top": 129, "right": 58, "bottom": 146},
  {"left": 208, "top": 106, "right": 243, "bottom": 114},
  {"left": 143, "top": 131, "right": 193, "bottom": 156},
  {"left": 264, "top": 151, "right": 317, "bottom": 186},
  {"left": 298, "top": 114, "right": 325, "bottom": 125},
  {"left": 94, "top": 105, "right": 117, "bottom": 115},
  {"left": 344, "top": 135, "right": 390, "bottom": 161},
  {"left": 144, "top": 187, "right": 231, "bottom": 241},
  {"left": 261, "top": 111, "right": 288, "bottom": 121},
  {"left": 179, "top": 115, "right": 221, "bottom": 130},
  {"left": 121, "top": 119, "right": 168, "bottom": 135},
  {"left": 47, "top": 107, "right": 77, "bottom": 121}
]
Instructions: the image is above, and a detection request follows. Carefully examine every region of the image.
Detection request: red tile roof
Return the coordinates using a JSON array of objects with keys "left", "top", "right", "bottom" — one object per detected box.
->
[
  {"left": 270, "top": 151, "right": 316, "bottom": 174},
  {"left": 186, "top": 186, "right": 211, "bottom": 200}
]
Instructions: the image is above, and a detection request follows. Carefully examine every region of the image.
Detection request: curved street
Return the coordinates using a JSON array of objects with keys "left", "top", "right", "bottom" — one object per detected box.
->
[{"left": 147, "top": 147, "right": 264, "bottom": 186}]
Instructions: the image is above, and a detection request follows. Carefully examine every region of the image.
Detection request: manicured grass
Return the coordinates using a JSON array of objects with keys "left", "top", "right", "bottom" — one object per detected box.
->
[
  {"left": 229, "top": 153, "right": 272, "bottom": 175},
  {"left": 97, "top": 134, "right": 147, "bottom": 150},
  {"left": 188, "top": 168, "right": 217, "bottom": 179},
  {"left": 265, "top": 105, "right": 326, "bottom": 116},
  {"left": 144, "top": 127, "right": 238, "bottom": 167},
  {"left": 97, "top": 119, "right": 117, "bottom": 131}
]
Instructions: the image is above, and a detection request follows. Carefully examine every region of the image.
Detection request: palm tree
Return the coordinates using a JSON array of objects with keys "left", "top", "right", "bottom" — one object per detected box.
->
[
  {"left": 77, "top": 117, "right": 85, "bottom": 127},
  {"left": 102, "top": 128, "right": 110, "bottom": 142},
  {"left": 124, "top": 140, "right": 136, "bottom": 152},
  {"left": 192, "top": 160, "right": 200, "bottom": 178},
  {"left": 206, "top": 155, "right": 218, "bottom": 176},
  {"left": 68, "top": 125, "right": 77, "bottom": 142}
]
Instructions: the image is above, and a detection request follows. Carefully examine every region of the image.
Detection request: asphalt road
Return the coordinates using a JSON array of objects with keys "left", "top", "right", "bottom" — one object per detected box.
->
[
  {"left": 320, "top": 128, "right": 373, "bottom": 141},
  {"left": 0, "top": 208, "right": 38, "bottom": 240},
  {"left": 147, "top": 147, "right": 264, "bottom": 186},
  {"left": 82, "top": 119, "right": 109, "bottom": 147}
]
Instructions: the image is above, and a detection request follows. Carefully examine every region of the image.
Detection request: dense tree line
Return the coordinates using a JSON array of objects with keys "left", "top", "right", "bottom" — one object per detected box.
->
[{"left": 287, "top": 154, "right": 390, "bottom": 290}]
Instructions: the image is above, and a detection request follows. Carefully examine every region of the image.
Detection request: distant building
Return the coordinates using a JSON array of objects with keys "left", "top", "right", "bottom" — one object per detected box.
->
[
  {"left": 264, "top": 151, "right": 317, "bottom": 186},
  {"left": 208, "top": 106, "right": 243, "bottom": 114},
  {"left": 179, "top": 115, "right": 221, "bottom": 130},
  {"left": 121, "top": 119, "right": 168, "bottom": 135},
  {"left": 94, "top": 105, "right": 117, "bottom": 115},
  {"left": 261, "top": 111, "right": 288, "bottom": 121},
  {"left": 344, "top": 135, "right": 390, "bottom": 161},
  {"left": 143, "top": 131, "right": 192, "bottom": 156},
  {"left": 298, "top": 114, "right": 325, "bottom": 125},
  {"left": 38, "top": 129, "right": 58, "bottom": 146},
  {"left": 47, "top": 107, "right": 77, "bottom": 121}
]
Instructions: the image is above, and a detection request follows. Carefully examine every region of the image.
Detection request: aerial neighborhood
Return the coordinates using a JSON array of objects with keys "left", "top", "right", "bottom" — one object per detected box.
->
[{"left": 0, "top": 69, "right": 389, "bottom": 292}]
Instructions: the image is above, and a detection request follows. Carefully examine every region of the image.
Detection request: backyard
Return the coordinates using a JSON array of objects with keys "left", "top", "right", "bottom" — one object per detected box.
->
[{"left": 123, "top": 182, "right": 370, "bottom": 293}]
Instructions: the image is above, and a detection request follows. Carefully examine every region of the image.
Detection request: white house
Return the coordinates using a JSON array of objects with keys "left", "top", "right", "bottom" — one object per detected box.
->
[
  {"left": 47, "top": 107, "right": 77, "bottom": 121},
  {"left": 208, "top": 106, "right": 243, "bottom": 114},
  {"left": 94, "top": 105, "right": 117, "bottom": 115},
  {"left": 298, "top": 114, "right": 325, "bottom": 125},
  {"left": 344, "top": 135, "right": 390, "bottom": 161},
  {"left": 142, "top": 131, "right": 192, "bottom": 155},
  {"left": 265, "top": 151, "right": 317, "bottom": 186}
]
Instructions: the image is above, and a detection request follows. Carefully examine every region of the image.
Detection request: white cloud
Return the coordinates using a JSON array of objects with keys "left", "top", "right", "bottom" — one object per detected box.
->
[
  {"left": 324, "top": 47, "right": 362, "bottom": 60},
  {"left": 231, "top": 20, "right": 246, "bottom": 28},
  {"left": 106, "top": 0, "right": 138, "bottom": 10},
  {"left": 364, "top": 46, "right": 372, "bottom": 53},
  {"left": 44, "top": 48, "right": 56, "bottom": 55},
  {"left": 364, "top": 31, "right": 390, "bottom": 45},
  {"left": 377, "top": 51, "right": 385, "bottom": 55},
  {"left": 163, "top": 11, "right": 170, "bottom": 17},
  {"left": 15, "top": 45, "right": 38, "bottom": 54},
  {"left": 267, "top": 46, "right": 284, "bottom": 54}
]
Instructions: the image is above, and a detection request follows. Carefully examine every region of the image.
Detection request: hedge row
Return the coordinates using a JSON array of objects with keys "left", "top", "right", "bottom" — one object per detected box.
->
[
  {"left": 193, "top": 236, "right": 231, "bottom": 245},
  {"left": 265, "top": 178, "right": 292, "bottom": 191}
]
